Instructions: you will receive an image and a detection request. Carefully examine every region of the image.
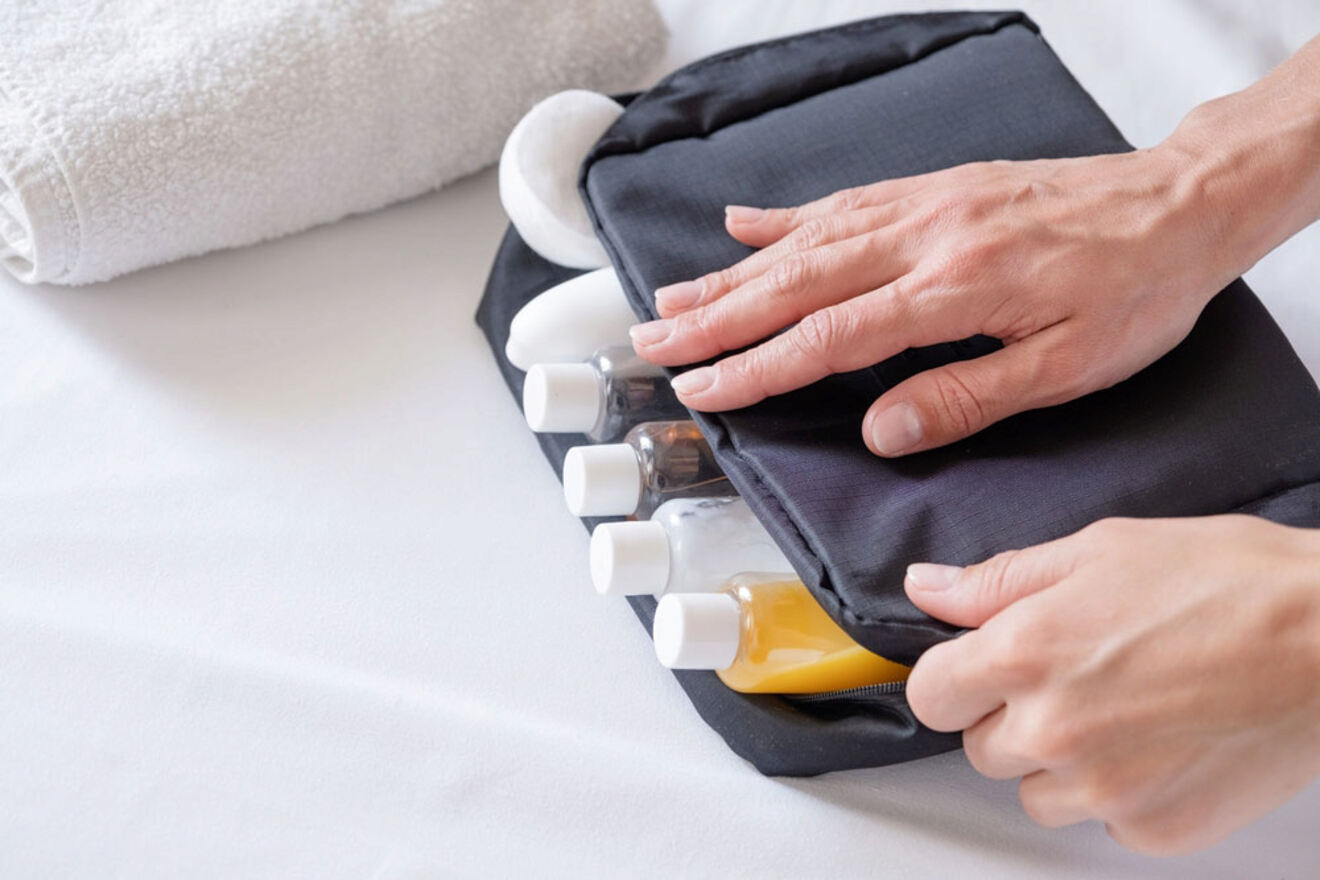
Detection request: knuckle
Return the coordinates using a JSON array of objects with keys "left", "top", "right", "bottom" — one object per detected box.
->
[
  {"left": 827, "top": 186, "right": 866, "bottom": 213},
  {"left": 1048, "top": 361, "right": 1100, "bottom": 404},
  {"left": 1078, "top": 517, "right": 1133, "bottom": 546},
  {"left": 685, "top": 304, "right": 734, "bottom": 348},
  {"left": 1108, "top": 815, "right": 1202, "bottom": 858},
  {"left": 930, "top": 368, "right": 988, "bottom": 437},
  {"left": 1076, "top": 769, "right": 1136, "bottom": 819},
  {"left": 871, "top": 279, "right": 915, "bottom": 324},
  {"left": 1017, "top": 782, "right": 1056, "bottom": 828},
  {"left": 1030, "top": 338, "right": 1108, "bottom": 403},
  {"left": 965, "top": 726, "right": 1029, "bottom": 779},
  {"left": 961, "top": 732, "right": 1000, "bottom": 777},
  {"left": 706, "top": 267, "right": 739, "bottom": 295},
  {"left": 979, "top": 621, "right": 1043, "bottom": 688},
  {"left": 973, "top": 550, "right": 1023, "bottom": 607},
  {"left": 790, "top": 216, "right": 834, "bottom": 250},
  {"left": 791, "top": 306, "right": 853, "bottom": 366},
  {"left": 1016, "top": 776, "right": 1076, "bottom": 829},
  {"left": 932, "top": 191, "right": 980, "bottom": 224},
  {"left": 935, "top": 238, "right": 1002, "bottom": 285},
  {"left": 1017, "top": 707, "right": 1087, "bottom": 766},
  {"left": 765, "top": 252, "right": 815, "bottom": 299},
  {"left": 715, "top": 351, "right": 762, "bottom": 394}
]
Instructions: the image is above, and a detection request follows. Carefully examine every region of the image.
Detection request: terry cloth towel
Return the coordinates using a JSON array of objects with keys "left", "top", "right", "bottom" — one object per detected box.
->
[{"left": 0, "top": 0, "right": 667, "bottom": 285}]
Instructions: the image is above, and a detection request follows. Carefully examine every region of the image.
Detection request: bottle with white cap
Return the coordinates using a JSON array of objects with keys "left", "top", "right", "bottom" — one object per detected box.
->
[
  {"left": 563, "top": 420, "right": 735, "bottom": 518},
  {"left": 590, "top": 497, "right": 792, "bottom": 597},
  {"left": 523, "top": 346, "right": 685, "bottom": 442},
  {"left": 652, "top": 574, "right": 911, "bottom": 694}
]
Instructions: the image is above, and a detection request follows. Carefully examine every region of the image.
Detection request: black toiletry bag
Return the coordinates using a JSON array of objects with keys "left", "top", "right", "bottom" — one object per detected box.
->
[{"left": 475, "top": 10, "right": 1320, "bottom": 776}]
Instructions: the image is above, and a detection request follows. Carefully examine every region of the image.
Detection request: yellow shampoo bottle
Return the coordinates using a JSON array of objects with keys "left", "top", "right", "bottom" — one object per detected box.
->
[{"left": 652, "top": 573, "right": 910, "bottom": 694}]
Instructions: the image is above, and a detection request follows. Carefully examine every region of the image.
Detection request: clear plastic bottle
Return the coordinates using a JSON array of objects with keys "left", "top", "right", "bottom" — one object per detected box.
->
[
  {"left": 523, "top": 346, "right": 686, "bottom": 442},
  {"left": 563, "top": 420, "right": 735, "bottom": 518},
  {"left": 590, "top": 497, "right": 792, "bottom": 597},
  {"left": 652, "top": 573, "right": 911, "bottom": 694}
]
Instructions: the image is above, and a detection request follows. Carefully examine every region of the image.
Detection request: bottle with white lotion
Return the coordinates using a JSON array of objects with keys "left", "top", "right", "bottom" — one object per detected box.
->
[{"left": 590, "top": 497, "right": 793, "bottom": 597}]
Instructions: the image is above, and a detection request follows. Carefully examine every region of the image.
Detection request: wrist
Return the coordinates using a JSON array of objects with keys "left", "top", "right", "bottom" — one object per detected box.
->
[{"left": 1159, "top": 83, "right": 1320, "bottom": 285}]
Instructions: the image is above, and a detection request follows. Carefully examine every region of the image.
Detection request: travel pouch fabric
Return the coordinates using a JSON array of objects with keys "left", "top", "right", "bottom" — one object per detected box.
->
[{"left": 477, "top": 10, "right": 1320, "bottom": 776}]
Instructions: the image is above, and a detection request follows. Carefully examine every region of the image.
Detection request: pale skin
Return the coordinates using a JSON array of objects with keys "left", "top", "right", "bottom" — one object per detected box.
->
[{"left": 631, "top": 36, "right": 1320, "bottom": 854}]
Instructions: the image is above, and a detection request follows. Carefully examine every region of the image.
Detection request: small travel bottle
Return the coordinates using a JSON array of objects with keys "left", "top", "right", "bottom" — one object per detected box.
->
[
  {"left": 563, "top": 420, "right": 735, "bottom": 518},
  {"left": 652, "top": 573, "right": 911, "bottom": 694},
  {"left": 505, "top": 267, "right": 637, "bottom": 370},
  {"left": 523, "top": 345, "right": 686, "bottom": 442},
  {"left": 590, "top": 497, "right": 792, "bottom": 596}
]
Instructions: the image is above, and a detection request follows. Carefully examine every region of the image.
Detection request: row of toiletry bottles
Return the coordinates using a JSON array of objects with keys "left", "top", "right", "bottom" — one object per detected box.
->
[{"left": 511, "top": 277, "right": 909, "bottom": 695}]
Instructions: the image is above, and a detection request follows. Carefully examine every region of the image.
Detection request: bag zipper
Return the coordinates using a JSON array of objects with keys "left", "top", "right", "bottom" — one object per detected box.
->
[{"left": 787, "top": 680, "right": 907, "bottom": 703}]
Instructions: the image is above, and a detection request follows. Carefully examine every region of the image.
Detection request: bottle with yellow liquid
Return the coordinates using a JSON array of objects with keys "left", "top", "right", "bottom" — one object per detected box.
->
[{"left": 652, "top": 573, "right": 910, "bottom": 694}]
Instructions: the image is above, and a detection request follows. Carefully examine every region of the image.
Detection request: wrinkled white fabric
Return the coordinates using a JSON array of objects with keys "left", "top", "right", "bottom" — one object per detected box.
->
[
  {"left": 0, "top": 0, "right": 665, "bottom": 284},
  {"left": 0, "top": 2, "right": 1318, "bottom": 878}
]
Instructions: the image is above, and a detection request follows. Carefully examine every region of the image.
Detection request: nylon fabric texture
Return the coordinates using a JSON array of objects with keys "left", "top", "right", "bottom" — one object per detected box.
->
[{"left": 479, "top": 10, "right": 1320, "bottom": 774}]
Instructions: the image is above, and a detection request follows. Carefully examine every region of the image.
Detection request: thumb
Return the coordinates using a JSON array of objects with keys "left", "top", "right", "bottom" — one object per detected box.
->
[
  {"left": 862, "top": 330, "right": 1078, "bottom": 457},
  {"left": 904, "top": 538, "right": 1079, "bottom": 628}
]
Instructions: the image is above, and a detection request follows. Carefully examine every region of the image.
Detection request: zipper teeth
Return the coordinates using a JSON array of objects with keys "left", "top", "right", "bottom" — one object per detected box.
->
[{"left": 787, "top": 680, "right": 908, "bottom": 703}]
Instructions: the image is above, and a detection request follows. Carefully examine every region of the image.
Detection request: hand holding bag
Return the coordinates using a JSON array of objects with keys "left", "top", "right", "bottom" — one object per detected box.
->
[{"left": 478, "top": 11, "right": 1320, "bottom": 776}]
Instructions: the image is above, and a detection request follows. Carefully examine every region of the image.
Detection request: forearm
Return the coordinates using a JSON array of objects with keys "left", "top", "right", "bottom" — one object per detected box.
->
[{"left": 1164, "top": 34, "right": 1320, "bottom": 281}]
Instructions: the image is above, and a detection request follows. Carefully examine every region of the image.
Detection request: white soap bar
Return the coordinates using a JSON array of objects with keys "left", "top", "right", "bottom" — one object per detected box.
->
[
  {"left": 505, "top": 267, "right": 637, "bottom": 370},
  {"left": 499, "top": 90, "right": 621, "bottom": 269}
]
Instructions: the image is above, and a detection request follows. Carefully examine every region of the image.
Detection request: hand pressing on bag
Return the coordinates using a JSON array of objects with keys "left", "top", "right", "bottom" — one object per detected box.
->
[
  {"left": 903, "top": 515, "right": 1320, "bottom": 855},
  {"left": 631, "top": 34, "right": 1320, "bottom": 457}
]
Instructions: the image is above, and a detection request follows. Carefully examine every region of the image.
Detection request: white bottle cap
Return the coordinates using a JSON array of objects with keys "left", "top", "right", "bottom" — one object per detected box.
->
[
  {"left": 523, "top": 363, "right": 603, "bottom": 434},
  {"left": 590, "top": 520, "right": 671, "bottom": 596},
  {"left": 563, "top": 444, "right": 642, "bottom": 516},
  {"left": 653, "top": 593, "right": 741, "bottom": 670}
]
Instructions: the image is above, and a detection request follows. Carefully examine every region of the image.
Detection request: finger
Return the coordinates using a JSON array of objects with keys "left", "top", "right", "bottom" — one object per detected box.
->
[
  {"left": 905, "top": 630, "right": 1008, "bottom": 732},
  {"left": 861, "top": 323, "right": 1083, "bottom": 457},
  {"left": 654, "top": 204, "right": 907, "bottom": 318},
  {"left": 1019, "top": 771, "right": 1095, "bottom": 828},
  {"left": 668, "top": 276, "right": 979, "bottom": 411},
  {"left": 634, "top": 229, "right": 911, "bottom": 369},
  {"left": 904, "top": 536, "right": 1081, "bottom": 629},
  {"left": 962, "top": 706, "right": 1043, "bottom": 780},
  {"left": 724, "top": 174, "right": 940, "bottom": 248}
]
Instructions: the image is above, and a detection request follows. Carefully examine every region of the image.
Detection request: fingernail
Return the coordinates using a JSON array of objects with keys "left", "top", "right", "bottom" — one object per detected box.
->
[
  {"left": 671, "top": 366, "right": 714, "bottom": 396},
  {"left": 905, "top": 563, "right": 963, "bottom": 592},
  {"left": 871, "top": 402, "right": 923, "bottom": 456},
  {"left": 655, "top": 280, "right": 702, "bottom": 312},
  {"left": 725, "top": 205, "right": 765, "bottom": 224},
  {"left": 629, "top": 319, "right": 673, "bottom": 347}
]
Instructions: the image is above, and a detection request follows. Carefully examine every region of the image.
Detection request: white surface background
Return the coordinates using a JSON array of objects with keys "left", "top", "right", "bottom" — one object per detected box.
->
[{"left": 2, "top": 2, "right": 1319, "bottom": 877}]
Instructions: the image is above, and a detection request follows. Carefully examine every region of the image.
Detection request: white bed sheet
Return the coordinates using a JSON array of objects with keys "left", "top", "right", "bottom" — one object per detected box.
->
[{"left": 1, "top": 2, "right": 1318, "bottom": 877}]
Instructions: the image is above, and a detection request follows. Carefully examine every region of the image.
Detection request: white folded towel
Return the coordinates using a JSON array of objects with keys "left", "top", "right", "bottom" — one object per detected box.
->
[{"left": 0, "top": 0, "right": 666, "bottom": 285}]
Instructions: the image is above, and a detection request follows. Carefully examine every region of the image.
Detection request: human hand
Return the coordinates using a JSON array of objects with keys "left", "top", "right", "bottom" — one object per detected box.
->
[
  {"left": 629, "top": 143, "right": 1241, "bottom": 456},
  {"left": 902, "top": 515, "right": 1320, "bottom": 855}
]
